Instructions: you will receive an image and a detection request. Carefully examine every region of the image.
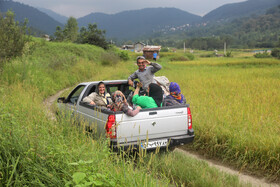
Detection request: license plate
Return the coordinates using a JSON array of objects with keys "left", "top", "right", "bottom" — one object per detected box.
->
[{"left": 141, "top": 139, "right": 168, "bottom": 149}]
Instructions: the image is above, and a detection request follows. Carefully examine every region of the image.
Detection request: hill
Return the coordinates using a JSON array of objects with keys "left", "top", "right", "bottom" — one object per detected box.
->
[
  {"left": 203, "top": 0, "right": 280, "bottom": 22},
  {"left": 0, "top": 0, "right": 63, "bottom": 35},
  {"left": 77, "top": 7, "right": 202, "bottom": 40},
  {"left": 149, "top": 5, "right": 280, "bottom": 49},
  {"left": 38, "top": 7, "right": 68, "bottom": 24}
]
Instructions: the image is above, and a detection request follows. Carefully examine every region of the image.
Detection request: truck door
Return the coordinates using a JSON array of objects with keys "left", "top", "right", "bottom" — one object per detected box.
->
[{"left": 58, "top": 85, "right": 86, "bottom": 117}]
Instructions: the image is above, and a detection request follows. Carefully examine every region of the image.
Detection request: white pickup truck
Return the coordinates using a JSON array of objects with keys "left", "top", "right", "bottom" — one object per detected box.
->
[{"left": 57, "top": 80, "right": 194, "bottom": 151}]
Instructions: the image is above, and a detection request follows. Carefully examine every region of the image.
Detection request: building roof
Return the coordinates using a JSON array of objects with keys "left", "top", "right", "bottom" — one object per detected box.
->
[
  {"left": 143, "top": 46, "right": 161, "bottom": 51},
  {"left": 122, "top": 45, "right": 134, "bottom": 49},
  {"left": 135, "top": 42, "right": 146, "bottom": 45}
]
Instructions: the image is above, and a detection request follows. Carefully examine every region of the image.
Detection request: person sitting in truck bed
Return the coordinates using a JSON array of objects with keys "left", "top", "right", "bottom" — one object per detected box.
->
[
  {"left": 110, "top": 90, "right": 141, "bottom": 117},
  {"left": 82, "top": 81, "right": 112, "bottom": 108},
  {"left": 128, "top": 56, "right": 162, "bottom": 95},
  {"left": 132, "top": 82, "right": 163, "bottom": 109},
  {"left": 163, "top": 82, "right": 186, "bottom": 106}
]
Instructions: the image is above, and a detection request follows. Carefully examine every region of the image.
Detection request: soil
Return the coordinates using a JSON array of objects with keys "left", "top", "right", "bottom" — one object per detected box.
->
[
  {"left": 43, "top": 88, "right": 69, "bottom": 121},
  {"left": 43, "top": 89, "right": 280, "bottom": 187}
]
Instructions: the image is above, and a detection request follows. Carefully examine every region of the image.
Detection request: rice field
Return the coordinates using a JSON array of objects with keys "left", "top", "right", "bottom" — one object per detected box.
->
[{"left": 157, "top": 55, "right": 280, "bottom": 181}]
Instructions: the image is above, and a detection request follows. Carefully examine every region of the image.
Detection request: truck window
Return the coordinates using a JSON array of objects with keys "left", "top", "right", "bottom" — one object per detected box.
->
[
  {"left": 68, "top": 85, "right": 85, "bottom": 105},
  {"left": 108, "top": 86, "right": 118, "bottom": 94}
]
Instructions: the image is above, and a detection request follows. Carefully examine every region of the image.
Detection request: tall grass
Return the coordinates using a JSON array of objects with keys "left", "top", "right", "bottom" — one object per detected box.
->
[
  {"left": 159, "top": 56, "right": 280, "bottom": 181},
  {"left": 145, "top": 151, "right": 246, "bottom": 187},
  {"left": 0, "top": 84, "right": 168, "bottom": 186}
]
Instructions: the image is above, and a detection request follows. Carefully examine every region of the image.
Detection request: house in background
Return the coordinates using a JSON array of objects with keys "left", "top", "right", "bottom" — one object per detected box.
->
[
  {"left": 121, "top": 44, "right": 135, "bottom": 51},
  {"left": 143, "top": 46, "right": 161, "bottom": 60},
  {"left": 42, "top": 34, "right": 50, "bottom": 41},
  {"left": 134, "top": 42, "right": 146, "bottom": 52}
]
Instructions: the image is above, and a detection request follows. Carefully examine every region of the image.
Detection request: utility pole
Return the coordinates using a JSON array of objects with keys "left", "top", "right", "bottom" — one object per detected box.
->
[{"left": 224, "top": 42, "right": 227, "bottom": 55}]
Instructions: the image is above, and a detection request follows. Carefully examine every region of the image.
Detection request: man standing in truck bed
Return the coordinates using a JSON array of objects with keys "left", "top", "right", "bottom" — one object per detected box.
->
[{"left": 128, "top": 56, "right": 162, "bottom": 93}]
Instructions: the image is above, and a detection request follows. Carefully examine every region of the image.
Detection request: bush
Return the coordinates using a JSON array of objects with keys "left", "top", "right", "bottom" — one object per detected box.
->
[
  {"left": 170, "top": 56, "right": 189, "bottom": 61},
  {"left": 101, "top": 52, "right": 120, "bottom": 66},
  {"left": 200, "top": 53, "right": 216, "bottom": 58},
  {"left": 161, "top": 47, "right": 169, "bottom": 52},
  {"left": 225, "top": 51, "right": 233, "bottom": 57},
  {"left": 271, "top": 48, "right": 280, "bottom": 58},
  {"left": 107, "top": 46, "right": 130, "bottom": 61},
  {"left": 254, "top": 50, "right": 271, "bottom": 58},
  {"left": 185, "top": 53, "right": 195, "bottom": 60},
  {"left": 117, "top": 51, "right": 130, "bottom": 61}
]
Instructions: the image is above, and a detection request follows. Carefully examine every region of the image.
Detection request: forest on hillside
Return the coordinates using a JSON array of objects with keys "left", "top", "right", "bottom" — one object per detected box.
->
[{"left": 145, "top": 5, "right": 280, "bottom": 49}]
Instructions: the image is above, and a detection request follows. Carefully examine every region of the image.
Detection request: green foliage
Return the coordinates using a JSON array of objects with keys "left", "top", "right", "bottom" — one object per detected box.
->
[
  {"left": 118, "top": 51, "right": 130, "bottom": 61},
  {"left": 78, "top": 23, "right": 108, "bottom": 49},
  {"left": 254, "top": 50, "right": 271, "bottom": 58},
  {"left": 109, "top": 46, "right": 130, "bottom": 61},
  {"left": 184, "top": 37, "right": 225, "bottom": 50},
  {"left": 161, "top": 47, "right": 169, "bottom": 52},
  {"left": 199, "top": 53, "right": 216, "bottom": 58},
  {"left": 0, "top": 11, "right": 31, "bottom": 64},
  {"left": 170, "top": 56, "right": 189, "bottom": 61},
  {"left": 53, "top": 17, "right": 79, "bottom": 42},
  {"left": 162, "top": 57, "right": 280, "bottom": 182},
  {"left": 143, "top": 5, "right": 280, "bottom": 49},
  {"left": 271, "top": 48, "right": 280, "bottom": 58},
  {"left": 145, "top": 151, "right": 243, "bottom": 187},
  {"left": 0, "top": 40, "right": 166, "bottom": 186},
  {"left": 66, "top": 157, "right": 118, "bottom": 186},
  {"left": 185, "top": 52, "right": 195, "bottom": 60},
  {"left": 225, "top": 51, "right": 233, "bottom": 57},
  {"left": 54, "top": 26, "right": 64, "bottom": 41},
  {"left": 101, "top": 52, "right": 120, "bottom": 66},
  {"left": 63, "top": 17, "right": 79, "bottom": 42},
  {"left": 159, "top": 52, "right": 194, "bottom": 61}
]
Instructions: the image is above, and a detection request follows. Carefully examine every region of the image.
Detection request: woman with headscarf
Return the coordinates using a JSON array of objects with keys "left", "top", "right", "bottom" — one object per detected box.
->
[
  {"left": 110, "top": 90, "right": 141, "bottom": 117},
  {"left": 82, "top": 81, "right": 112, "bottom": 108},
  {"left": 163, "top": 82, "right": 186, "bottom": 106},
  {"left": 132, "top": 82, "right": 163, "bottom": 109}
]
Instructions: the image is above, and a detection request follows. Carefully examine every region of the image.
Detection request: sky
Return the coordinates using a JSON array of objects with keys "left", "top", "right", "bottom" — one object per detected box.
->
[{"left": 13, "top": 0, "right": 247, "bottom": 18}]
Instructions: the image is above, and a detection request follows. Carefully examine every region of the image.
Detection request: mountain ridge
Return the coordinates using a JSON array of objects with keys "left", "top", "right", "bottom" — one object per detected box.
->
[
  {"left": 203, "top": 0, "right": 280, "bottom": 22},
  {"left": 0, "top": 0, "right": 63, "bottom": 35},
  {"left": 77, "top": 7, "right": 202, "bottom": 40},
  {"left": 38, "top": 7, "right": 68, "bottom": 24},
  {"left": 1, "top": 0, "right": 280, "bottom": 41}
]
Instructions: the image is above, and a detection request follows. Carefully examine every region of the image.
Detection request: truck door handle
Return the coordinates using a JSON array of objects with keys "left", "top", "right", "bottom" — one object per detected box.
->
[{"left": 149, "top": 112, "right": 157, "bottom": 115}]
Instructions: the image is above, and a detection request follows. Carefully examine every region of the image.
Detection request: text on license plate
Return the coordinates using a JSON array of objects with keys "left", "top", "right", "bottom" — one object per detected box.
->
[{"left": 141, "top": 139, "right": 168, "bottom": 149}]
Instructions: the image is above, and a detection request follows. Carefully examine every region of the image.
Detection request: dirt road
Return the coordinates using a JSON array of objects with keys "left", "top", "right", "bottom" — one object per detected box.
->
[{"left": 44, "top": 89, "right": 279, "bottom": 187}]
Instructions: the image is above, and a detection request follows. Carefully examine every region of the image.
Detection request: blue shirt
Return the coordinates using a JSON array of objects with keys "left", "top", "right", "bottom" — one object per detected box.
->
[{"left": 153, "top": 52, "right": 157, "bottom": 58}]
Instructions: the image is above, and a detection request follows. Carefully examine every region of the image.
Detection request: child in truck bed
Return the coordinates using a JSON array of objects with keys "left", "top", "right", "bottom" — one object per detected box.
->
[{"left": 111, "top": 90, "right": 141, "bottom": 117}]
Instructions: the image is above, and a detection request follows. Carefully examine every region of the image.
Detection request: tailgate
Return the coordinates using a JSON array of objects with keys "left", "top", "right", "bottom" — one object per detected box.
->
[{"left": 115, "top": 107, "right": 189, "bottom": 143}]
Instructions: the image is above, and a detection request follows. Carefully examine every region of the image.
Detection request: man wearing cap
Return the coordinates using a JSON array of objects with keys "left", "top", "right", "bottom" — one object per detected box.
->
[{"left": 128, "top": 56, "right": 162, "bottom": 92}]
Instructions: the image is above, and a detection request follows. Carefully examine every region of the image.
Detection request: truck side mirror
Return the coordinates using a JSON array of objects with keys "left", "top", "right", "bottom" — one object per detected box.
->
[{"left": 57, "top": 97, "right": 66, "bottom": 103}]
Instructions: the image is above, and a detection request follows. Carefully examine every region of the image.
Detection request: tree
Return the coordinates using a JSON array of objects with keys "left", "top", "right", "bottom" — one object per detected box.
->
[
  {"left": 0, "top": 10, "right": 30, "bottom": 64},
  {"left": 63, "top": 17, "right": 79, "bottom": 42},
  {"left": 78, "top": 23, "right": 108, "bottom": 49},
  {"left": 54, "top": 26, "right": 64, "bottom": 41}
]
